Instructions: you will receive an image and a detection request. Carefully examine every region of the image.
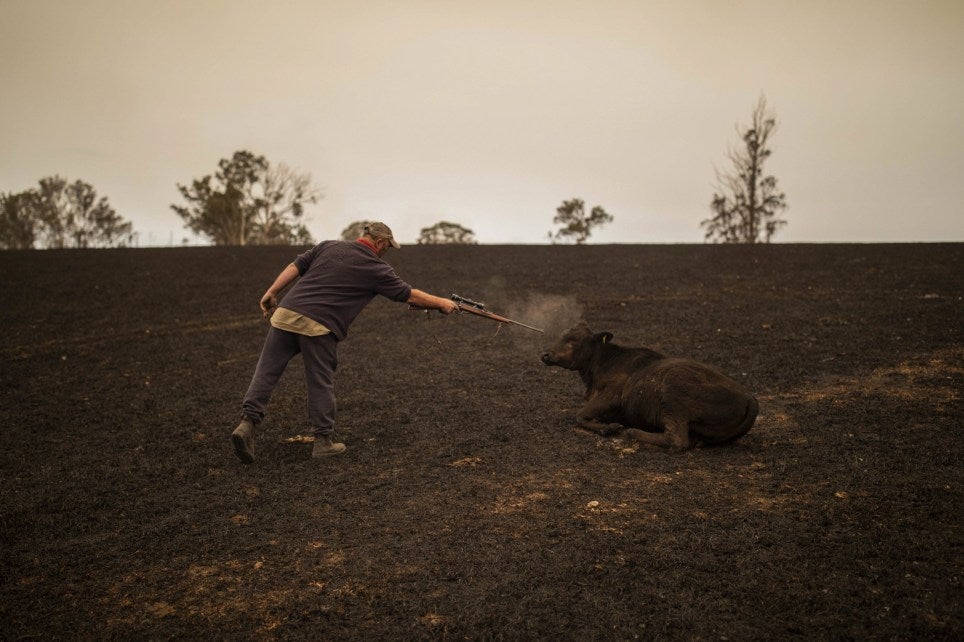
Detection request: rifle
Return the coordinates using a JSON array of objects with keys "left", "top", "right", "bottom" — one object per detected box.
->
[{"left": 411, "top": 294, "right": 544, "bottom": 333}]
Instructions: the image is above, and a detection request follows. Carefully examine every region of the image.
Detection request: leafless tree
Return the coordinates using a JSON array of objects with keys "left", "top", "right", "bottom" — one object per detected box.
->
[{"left": 702, "top": 96, "right": 787, "bottom": 243}]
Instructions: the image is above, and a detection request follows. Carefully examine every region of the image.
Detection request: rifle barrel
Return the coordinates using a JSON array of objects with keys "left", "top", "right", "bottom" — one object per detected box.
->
[{"left": 507, "top": 319, "right": 545, "bottom": 333}]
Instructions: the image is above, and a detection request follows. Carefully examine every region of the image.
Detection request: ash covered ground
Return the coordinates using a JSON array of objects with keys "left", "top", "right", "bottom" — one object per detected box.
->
[{"left": 1, "top": 243, "right": 961, "bottom": 639}]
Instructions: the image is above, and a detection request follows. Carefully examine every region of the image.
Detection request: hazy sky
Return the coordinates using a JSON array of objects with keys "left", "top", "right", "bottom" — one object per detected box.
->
[{"left": 2, "top": 0, "right": 962, "bottom": 245}]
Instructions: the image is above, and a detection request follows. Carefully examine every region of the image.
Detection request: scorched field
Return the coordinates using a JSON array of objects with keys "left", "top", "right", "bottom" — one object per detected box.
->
[{"left": 1, "top": 243, "right": 961, "bottom": 640}]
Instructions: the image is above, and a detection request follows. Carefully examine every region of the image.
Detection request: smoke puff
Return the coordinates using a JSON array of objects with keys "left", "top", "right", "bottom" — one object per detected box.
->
[{"left": 513, "top": 293, "right": 583, "bottom": 339}]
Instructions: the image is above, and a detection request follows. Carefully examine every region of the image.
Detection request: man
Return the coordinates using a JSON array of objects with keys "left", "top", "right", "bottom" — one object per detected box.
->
[{"left": 231, "top": 222, "right": 457, "bottom": 463}]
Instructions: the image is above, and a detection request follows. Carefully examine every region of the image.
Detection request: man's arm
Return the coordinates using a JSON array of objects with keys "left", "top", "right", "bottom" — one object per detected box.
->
[
  {"left": 408, "top": 289, "right": 458, "bottom": 314},
  {"left": 260, "top": 263, "right": 300, "bottom": 317}
]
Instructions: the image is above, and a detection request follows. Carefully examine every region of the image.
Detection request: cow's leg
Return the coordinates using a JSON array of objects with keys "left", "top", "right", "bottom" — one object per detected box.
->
[
  {"left": 575, "top": 395, "right": 624, "bottom": 436},
  {"left": 625, "top": 415, "right": 691, "bottom": 450}
]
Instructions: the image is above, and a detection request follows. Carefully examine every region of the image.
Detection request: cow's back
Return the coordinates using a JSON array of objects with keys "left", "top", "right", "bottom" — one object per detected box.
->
[{"left": 620, "top": 356, "right": 757, "bottom": 441}]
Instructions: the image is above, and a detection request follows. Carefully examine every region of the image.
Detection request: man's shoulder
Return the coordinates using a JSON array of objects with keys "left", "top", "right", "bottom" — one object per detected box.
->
[
  {"left": 319, "top": 239, "right": 368, "bottom": 250},
  {"left": 311, "top": 239, "right": 359, "bottom": 255},
  {"left": 311, "top": 240, "right": 384, "bottom": 265}
]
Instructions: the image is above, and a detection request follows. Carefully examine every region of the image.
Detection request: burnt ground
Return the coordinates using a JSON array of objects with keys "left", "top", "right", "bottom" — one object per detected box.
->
[{"left": 1, "top": 243, "right": 961, "bottom": 640}]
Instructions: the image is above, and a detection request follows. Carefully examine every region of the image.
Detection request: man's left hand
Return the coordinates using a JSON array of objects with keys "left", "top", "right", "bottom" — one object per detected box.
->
[{"left": 260, "top": 293, "right": 277, "bottom": 318}]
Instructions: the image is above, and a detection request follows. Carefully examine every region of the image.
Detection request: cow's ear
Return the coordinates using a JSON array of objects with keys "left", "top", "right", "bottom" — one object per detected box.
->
[{"left": 595, "top": 332, "right": 614, "bottom": 344}]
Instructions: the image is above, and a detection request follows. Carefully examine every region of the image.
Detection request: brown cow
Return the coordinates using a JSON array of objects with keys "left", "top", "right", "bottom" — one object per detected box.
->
[{"left": 541, "top": 321, "right": 758, "bottom": 449}]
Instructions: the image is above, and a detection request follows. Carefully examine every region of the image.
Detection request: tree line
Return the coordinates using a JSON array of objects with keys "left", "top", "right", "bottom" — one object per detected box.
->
[
  {"left": 1, "top": 96, "right": 786, "bottom": 249},
  {"left": 0, "top": 177, "right": 134, "bottom": 249}
]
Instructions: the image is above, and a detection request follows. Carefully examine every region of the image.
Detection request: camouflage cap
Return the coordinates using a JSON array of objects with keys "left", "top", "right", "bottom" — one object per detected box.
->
[{"left": 364, "top": 221, "right": 400, "bottom": 248}]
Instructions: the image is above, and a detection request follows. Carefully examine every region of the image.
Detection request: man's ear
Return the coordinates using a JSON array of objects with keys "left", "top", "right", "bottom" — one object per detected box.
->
[{"left": 594, "top": 332, "right": 614, "bottom": 344}]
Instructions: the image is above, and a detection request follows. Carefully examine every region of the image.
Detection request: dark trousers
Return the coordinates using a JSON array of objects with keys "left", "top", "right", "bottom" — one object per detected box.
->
[{"left": 242, "top": 327, "right": 338, "bottom": 437}]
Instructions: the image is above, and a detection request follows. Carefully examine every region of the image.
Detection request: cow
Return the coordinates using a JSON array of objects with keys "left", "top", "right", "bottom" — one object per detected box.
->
[{"left": 541, "top": 321, "right": 758, "bottom": 449}]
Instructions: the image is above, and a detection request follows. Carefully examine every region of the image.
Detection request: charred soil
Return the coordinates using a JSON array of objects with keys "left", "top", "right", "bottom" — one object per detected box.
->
[{"left": 1, "top": 243, "right": 961, "bottom": 640}]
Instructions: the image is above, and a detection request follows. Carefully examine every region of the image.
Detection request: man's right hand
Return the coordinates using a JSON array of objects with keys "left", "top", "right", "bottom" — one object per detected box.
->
[
  {"left": 408, "top": 288, "right": 458, "bottom": 314},
  {"left": 437, "top": 297, "right": 459, "bottom": 315}
]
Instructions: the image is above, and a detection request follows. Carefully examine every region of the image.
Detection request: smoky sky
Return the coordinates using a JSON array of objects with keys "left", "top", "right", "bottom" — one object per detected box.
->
[{"left": 2, "top": 0, "right": 962, "bottom": 245}]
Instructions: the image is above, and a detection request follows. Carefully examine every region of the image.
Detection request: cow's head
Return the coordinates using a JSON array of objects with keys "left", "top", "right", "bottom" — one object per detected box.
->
[{"left": 541, "top": 320, "right": 613, "bottom": 369}]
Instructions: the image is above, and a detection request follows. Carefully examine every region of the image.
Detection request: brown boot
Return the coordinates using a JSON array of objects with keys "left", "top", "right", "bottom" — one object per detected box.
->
[
  {"left": 312, "top": 435, "right": 346, "bottom": 458},
  {"left": 231, "top": 419, "right": 256, "bottom": 464}
]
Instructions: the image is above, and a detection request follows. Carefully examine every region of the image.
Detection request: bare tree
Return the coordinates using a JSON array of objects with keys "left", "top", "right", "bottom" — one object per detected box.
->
[
  {"left": 255, "top": 162, "right": 316, "bottom": 244},
  {"left": 549, "top": 198, "right": 612, "bottom": 244},
  {"left": 702, "top": 96, "right": 787, "bottom": 243},
  {"left": 417, "top": 221, "right": 477, "bottom": 244},
  {"left": 173, "top": 150, "right": 319, "bottom": 246}
]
